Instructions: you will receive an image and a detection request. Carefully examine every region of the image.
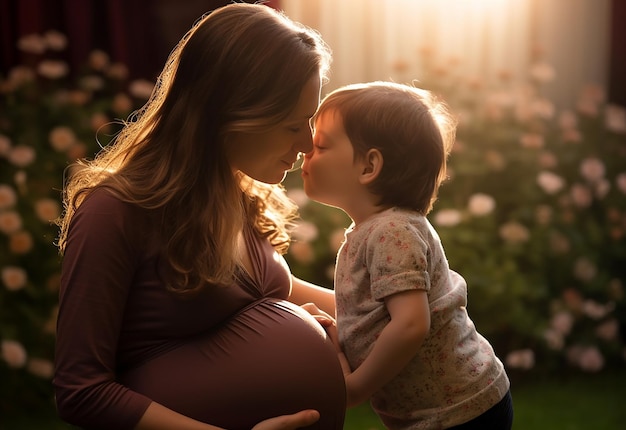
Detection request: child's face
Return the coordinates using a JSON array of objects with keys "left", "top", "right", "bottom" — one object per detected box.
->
[{"left": 301, "top": 110, "right": 364, "bottom": 210}]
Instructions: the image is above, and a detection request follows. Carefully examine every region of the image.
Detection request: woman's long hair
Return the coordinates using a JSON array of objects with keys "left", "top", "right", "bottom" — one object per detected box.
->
[{"left": 56, "top": 3, "right": 332, "bottom": 294}]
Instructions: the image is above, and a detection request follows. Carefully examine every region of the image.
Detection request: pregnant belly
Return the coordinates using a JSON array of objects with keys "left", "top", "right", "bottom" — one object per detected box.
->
[{"left": 120, "top": 298, "right": 346, "bottom": 429}]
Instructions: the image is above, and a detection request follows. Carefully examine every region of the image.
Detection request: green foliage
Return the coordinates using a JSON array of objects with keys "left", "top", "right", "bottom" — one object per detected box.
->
[{"left": 0, "top": 32, "right": 150, "bottom": 414}]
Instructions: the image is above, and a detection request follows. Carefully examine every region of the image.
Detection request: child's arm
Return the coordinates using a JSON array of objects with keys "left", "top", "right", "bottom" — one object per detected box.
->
[{"left": 345, "top": 289, "right": 430, "bottom": 407}]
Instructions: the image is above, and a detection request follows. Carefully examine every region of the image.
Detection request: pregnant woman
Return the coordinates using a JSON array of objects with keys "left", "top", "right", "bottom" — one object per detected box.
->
[{"left": 53, "top": 4, "right": 345, "bottom": 429}]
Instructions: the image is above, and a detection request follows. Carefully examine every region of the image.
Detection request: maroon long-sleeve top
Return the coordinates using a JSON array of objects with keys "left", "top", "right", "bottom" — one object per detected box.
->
[{"left": 54, "top": 188, "right": 345, "bottom": 430}]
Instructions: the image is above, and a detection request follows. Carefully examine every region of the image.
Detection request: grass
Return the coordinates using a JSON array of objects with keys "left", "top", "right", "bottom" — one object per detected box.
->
[
  {"left": 3, "top": 369, "right": 625, "bottom": 429},
  {"left": 344, "top": 368, "right": 626, "bottom": 429}
]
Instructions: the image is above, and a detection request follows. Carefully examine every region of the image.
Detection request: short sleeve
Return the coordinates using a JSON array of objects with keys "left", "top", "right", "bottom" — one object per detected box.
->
[{"left": 367, "top": 220, "right": 430, "bottom": 301}]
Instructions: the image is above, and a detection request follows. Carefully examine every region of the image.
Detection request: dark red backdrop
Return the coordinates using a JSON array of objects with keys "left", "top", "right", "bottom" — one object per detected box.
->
[{"left": 0, "top": 0, "right": 280, "bottom": 81}]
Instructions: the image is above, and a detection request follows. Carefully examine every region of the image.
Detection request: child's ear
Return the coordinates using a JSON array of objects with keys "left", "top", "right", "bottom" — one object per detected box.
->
[{"left": 359, "top": 148, "right": 383, "bottom": 185}]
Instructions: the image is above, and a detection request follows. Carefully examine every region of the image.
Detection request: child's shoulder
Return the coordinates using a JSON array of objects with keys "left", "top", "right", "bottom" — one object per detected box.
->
[{"left": 364, "top": 207, "right": 429, "bottom": 235}]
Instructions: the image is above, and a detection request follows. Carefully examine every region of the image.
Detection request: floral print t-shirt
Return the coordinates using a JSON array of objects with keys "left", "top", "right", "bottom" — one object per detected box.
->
[{"left": 335, "top": 208, "right": 510, "bottom": 429}]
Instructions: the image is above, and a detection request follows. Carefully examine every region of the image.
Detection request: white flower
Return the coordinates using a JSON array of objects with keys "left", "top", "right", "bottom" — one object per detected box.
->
[
  {"left": 505, "top": 349, "right": 535, "bottom": 370},
  {"left": 129, "top": 79, "right": 155, "bottom": 99},
  {"left": 467, "top": 193, "right": 495, "bottom": 216},
  {"left": 573, "top": 257, "right": 597, "bottom": 283},
  {"left": 579, "top": 157, "right": 605, "bottom": 183},
  {"left": 577, "top": 99, "right": 599, "bottom": 117},
  {"left": 8, "top": 145, "right": 36, "bottom": 167},
  {"left": 37, "top": 60, "right": 69, "bottom": 79},
  {"left": 499, "top": 221, "right": 529, "bottom": 244},
  {"left": 0, "top": 211, "right": 22, "bottom": 235},
  {"left": 0, "top": 134, "right": 11, "bottom": 156},
  {"left": 519, "top": 133, "right": 544, "bottom": 149},
  {"left": 432, "top": 209, "right": 462, "bottom": 227},
  {"left": 1, "top": 339, "right": 27, "bottom": 368},
  {"left": 529, "top": 62, "right": 555, "bottom": 83},
  {"left": 14, "top": 171, "right": 27, "bottom": 188},
  {"left": 43, "top": 30, "right": 67, "bottom": 51},
  {"left": 34, "top": 198, "right": 61, "bottom": 223},
  {"left": 112, "top": 93, "right": 133, "bottom": 114},
  {"left": 91, "top": 112, "right": 111, "bottom": 132},
  {"left": 605, "top": 104, "right": 626, "bottom": 133},
  {"left": 1, "top": 266, "right": 28, "bottom": 291},
  {"left": 550, "top": 311, "right": 574, "bottom": 335},
  {"left": 535, "top": 205, "right": 552, "bottom": 225},
  {"left": 27, "top": 358, "right": 55, "bottom": 379},
  {"left": 568, "top": 346, "right": 604, "bottom": 372},
  {"left": 570, "top": 183, "right": 592, "bottom": 208},
  {"left": 537, "top": 171, "right": 565, "bottom": 194},
  {"left": 49, "top": 126, "right": 77, "bottom": 152},
  {"left": 0, "top": 184, "right": 17, "bottom": 210},
  {"left": 79, "top": 75, "right": 105, "bottom": 91},
  {"left": 543, "top": 329, "right": 564, "bottom": 350},
  {"left": 531, "top": 98, "right": 555, "bottom": 119},
  {"left": 289, "top": 241, "right": 314, "bottom": 264},
  {"left": 558, "top": 110, "right": 578, "bottom": 130},
  {"left": 9, "top": 230, "right": 33, "bottom": 254},
  {"left": 291, "top": 221, "right": 318, "bottom": 242},
  {"left": 6, "top": 66, "right": 36, "bottom": 90},
  {"left": 538, "top": 151, "right": 558, "bottom": 169},
  {"left": 329, "top": 228, "right": 346, "bottom": 253},
  {"left": 17, "top": 33, "right": 46, "bottom": 54},
  {"left": 88, "top": 50, "right": 110, "bottom": 71},
  {"left": 579, "top": 84, "right": 606, "bottom": 105},
  {"left": 286, "top": 188, "right": 309, "bottom": 207},
  {"left": 107, "top": 63, "right": 130, "bottom": 80},
  {"left": 582, "top": 299, "right": 614, "bottom": 320},
  {"left": 594, "top": 178, "right": 610, "bottom": 199}
]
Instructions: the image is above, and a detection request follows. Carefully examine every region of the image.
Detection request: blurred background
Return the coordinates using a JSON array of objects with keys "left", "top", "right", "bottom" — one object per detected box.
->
[{"left": 1, "top": 0, "right": 625, "bottom": 428}]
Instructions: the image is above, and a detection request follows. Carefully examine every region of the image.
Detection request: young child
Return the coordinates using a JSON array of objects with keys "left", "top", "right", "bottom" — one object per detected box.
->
[{"left": 301, "top": 81, "right": 512, "bottom": 429}]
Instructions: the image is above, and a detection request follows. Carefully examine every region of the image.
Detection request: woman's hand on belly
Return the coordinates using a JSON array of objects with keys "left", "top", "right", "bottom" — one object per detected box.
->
[
  {"left": 252, "top": 410, "right": 320, "bottom": 430},
  {"left": 136, "top": 402, "right": 320, "bottom": 430}
]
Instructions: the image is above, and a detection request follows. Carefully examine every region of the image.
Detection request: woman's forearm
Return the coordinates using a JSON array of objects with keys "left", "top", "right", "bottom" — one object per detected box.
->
[{"left": 289, "top": 276, "right": 336, "bottom": 317}]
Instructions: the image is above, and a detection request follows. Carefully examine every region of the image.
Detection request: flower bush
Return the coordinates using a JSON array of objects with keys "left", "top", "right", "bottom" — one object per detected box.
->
[
  {"left": 285, "top": 51, "right": 626, "bottom": 378},
  {"left": 1, "top": 31, "right": 625, "bottom": 416},
  {"left": 0, "top": 31, "right": 152, "bottom": 414}
]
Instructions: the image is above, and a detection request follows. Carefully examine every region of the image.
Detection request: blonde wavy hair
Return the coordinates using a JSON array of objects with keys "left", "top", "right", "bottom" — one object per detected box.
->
[{"left": 56, "top": 3, "right": 332, "bottom": 294}]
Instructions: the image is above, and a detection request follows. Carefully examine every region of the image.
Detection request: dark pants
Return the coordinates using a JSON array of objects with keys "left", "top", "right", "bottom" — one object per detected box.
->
[{"left": 448, "top": 390, "right": 513, "bottom": 430}]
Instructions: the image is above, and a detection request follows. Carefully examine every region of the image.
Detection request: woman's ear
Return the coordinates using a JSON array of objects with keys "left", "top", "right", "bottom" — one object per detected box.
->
[{"left": 359, "top": 148, "right": 383, "bottom": 185}]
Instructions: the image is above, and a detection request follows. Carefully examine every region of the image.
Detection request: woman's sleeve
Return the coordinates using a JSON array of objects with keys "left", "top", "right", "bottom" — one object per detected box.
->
[{"left": 53, "top": 191, "right": 152, "bottom": 430}]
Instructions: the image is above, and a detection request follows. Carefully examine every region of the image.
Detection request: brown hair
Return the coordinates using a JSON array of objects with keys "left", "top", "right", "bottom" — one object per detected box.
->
[
  {"left": 314, "top": 81, "right": 455, "bottom": 214},
  {"left": 57, "top": 3, "right": 332, "bottom": 293}
]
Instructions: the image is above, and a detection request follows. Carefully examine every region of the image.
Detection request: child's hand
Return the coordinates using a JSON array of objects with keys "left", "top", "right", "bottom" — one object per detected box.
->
[{"left": 300, "top": 302, "right": 335, "bottom": 327}]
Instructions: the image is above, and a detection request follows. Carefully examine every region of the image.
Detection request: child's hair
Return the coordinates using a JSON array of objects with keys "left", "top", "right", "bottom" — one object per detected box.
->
[{"left": 315, "top": 81, "right": 456, "bottom": 214}]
